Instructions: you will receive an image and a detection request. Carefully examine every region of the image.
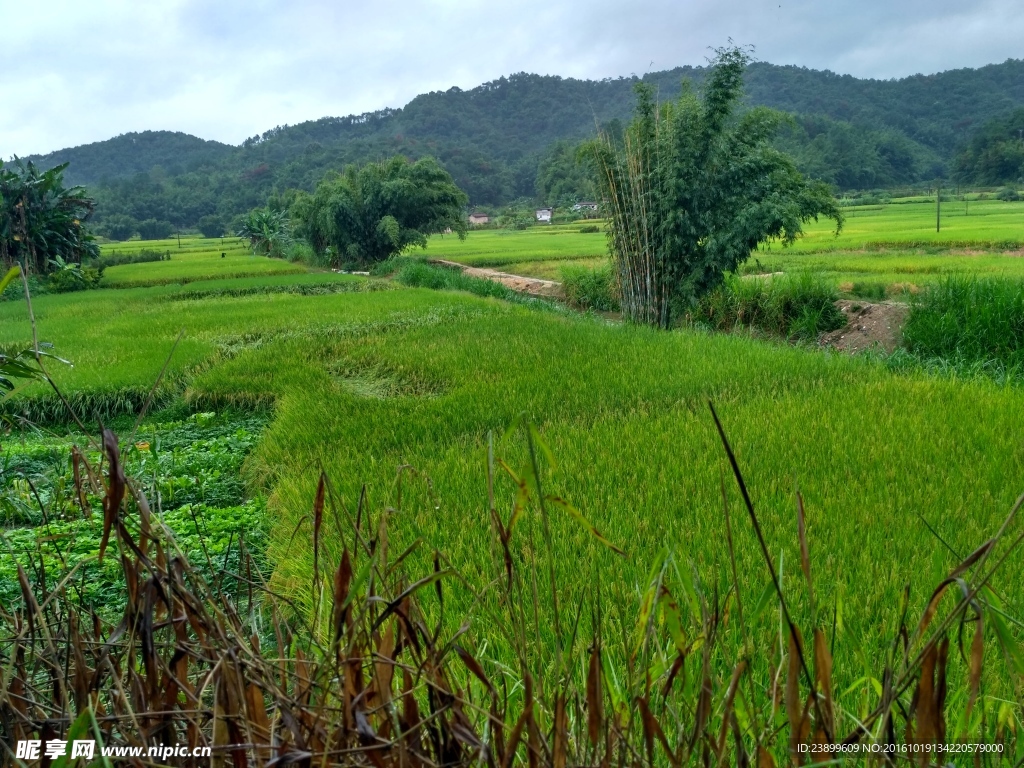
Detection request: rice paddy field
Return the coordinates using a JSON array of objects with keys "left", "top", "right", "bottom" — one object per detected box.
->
[
  {"left": 4, "top": 196, "right": 1024, "bottom": 732},
  {"left": 99, "top": 236, "right": 307, "bottom": 287}
]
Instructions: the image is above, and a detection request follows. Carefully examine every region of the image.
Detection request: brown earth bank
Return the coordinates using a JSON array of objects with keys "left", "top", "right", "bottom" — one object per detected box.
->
[{"left": 820, "top": 300, "right": 909, "bottom": 354}]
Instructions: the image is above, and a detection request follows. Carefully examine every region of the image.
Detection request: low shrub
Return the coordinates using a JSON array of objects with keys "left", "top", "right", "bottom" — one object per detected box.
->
[
  {"left": 996, "top": 186, "right": 1021, "bottom": 202},
  {"left": 693, "top": 273, "right": 845, "bottom": 340},
  {"left": 902, "top": 276, "right": 1024, "bottom": 371},
  {"left": 92, "top": 248, "right": 169, "bottom": 270},
  {"left": 45, "top": 265, "right": 103, "bottom": 293},
  {"left": 578, "top": 224, "right": 601, "bottom": 233},
  {"left": 283, "top": 240, "right": 318, "bottom": 264},
  {"left": 137, "top": 218, "right": 174, "bottom": 240},
  {"left": 369, "top": 254, "right": 418, "bottom": 277},
  {"left": 560, "top": 262, "right": 619, "bottom": 311}
]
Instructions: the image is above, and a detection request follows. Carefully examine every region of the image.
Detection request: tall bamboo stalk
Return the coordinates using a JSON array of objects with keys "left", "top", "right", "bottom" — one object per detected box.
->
[{"left": 590, "top": 102, "right": 669, "bottom": 327}]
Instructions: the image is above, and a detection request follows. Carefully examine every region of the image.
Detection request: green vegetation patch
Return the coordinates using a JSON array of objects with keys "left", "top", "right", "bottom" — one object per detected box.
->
[
  {"left": 783, "top": 198, "right": 1024, "bottom": 252},
  {"left": 0, "top": 411, "right": 268, "bottom": 612},
  {"left": 694, "top": 273, "right": 846, "bottom": 340},
  {"left": 560, "top": 261, "right": 619, "bottom": 312},
  {"left": 903, "top": 276, "right": 1024, "bottom": 374}
]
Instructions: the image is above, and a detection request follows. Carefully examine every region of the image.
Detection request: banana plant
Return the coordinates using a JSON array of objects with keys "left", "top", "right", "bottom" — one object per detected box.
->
[
  {"left": 0, "top": 159, "right": 99, "bottom": 275},
  {"left": 236, "top": 207, "right": 291, "bottom": 256}
]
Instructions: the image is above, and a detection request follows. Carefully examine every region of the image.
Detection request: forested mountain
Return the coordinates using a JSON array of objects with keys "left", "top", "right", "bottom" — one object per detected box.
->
[{"left": 15, "top": 58, "right": 1024, "bottom": 232}]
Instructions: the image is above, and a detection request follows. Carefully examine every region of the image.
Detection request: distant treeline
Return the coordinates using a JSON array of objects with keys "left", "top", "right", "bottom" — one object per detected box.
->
[{"left": 19, "top": 59, "right": 1024, "bottom": 234}]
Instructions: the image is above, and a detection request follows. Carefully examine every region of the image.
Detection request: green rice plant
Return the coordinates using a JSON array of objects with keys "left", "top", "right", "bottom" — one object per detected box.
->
[
  {"left": 694, "top": 272, "right": 845, "bottom": 340},
  {"left": 903, "top": 276, "right": 1024, "bottom": 372},
  {"left": 559, "top": 261, "right": 620, "bottom": 311},
  {"left": 170, "top": 275, "right": 389, "bottom": 301},
  {"left": 0, "top": 280, "right": 473, "bottom": 421}
]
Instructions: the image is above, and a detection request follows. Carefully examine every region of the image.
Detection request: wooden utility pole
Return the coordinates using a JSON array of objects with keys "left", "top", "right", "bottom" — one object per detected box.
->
[{"left": 936, "top": 183, "right": 941, "bottom": 233}]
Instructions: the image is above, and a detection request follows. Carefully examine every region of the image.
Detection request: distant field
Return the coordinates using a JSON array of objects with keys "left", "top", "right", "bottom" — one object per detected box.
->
[
  {"left": 790, "top": 197, "right": 1024, "bottom": 251},
  {"left": 422, "top": 224, "right": 607, "bottom": 267},
  {"left": 99, "top": 237, "right": 308, "bottom": 287}
]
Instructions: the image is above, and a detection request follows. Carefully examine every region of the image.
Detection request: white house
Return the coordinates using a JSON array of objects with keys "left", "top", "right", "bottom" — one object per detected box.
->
[
  {"left": 535, "top": 208, "right": 553, "bottom": 223},
  {"left": 468, "top": 212, "right": 490, "bottom": 225},
  {"left": 572, "top": 202, "right": 599, "bottom": 212}
]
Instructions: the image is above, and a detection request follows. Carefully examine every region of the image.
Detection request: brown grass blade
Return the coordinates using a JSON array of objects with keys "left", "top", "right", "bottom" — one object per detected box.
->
[
  {"left": 786, "top": 627, "right": 809, "bottom": 762},
  {"left": 963, "top": 614, "right": 984, "bottom": 735},
  {"left": 332, "top": 549, "right": 353, "bottom": 648},
  {"left": 552, "top": 692, "right": 568, "bottom": 768},
  {"left": 99, "top": 428, "right": 125, "bottom": 562}
]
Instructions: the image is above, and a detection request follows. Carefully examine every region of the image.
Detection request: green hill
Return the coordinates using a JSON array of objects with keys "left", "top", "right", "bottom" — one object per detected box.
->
[
  {"left": 25, "top": 131, "right": 234, "bottom": 186},
  {"left": 16, "top": 58, "right": 1024, "bottom": 229}
]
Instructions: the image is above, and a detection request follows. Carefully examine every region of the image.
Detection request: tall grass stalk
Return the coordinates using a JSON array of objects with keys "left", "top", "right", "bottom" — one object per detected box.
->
[{"left": 694, "top": 273, "right": 845, "bottom": 340}]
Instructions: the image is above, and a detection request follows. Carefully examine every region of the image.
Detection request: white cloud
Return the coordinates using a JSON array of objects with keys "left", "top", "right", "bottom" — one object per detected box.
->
[{"left": 2, "top": 0, "right": 1022, "bottom": 156}]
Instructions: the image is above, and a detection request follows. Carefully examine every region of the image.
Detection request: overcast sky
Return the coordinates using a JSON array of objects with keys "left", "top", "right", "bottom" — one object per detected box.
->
[{"left": 3, "top": 0, "right": 1022, "bottom": 157}]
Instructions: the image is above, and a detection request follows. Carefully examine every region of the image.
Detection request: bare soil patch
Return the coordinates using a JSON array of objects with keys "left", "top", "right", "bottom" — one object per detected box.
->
[{"left": 820, "top": 300, "right": 908, "bottom": 354}]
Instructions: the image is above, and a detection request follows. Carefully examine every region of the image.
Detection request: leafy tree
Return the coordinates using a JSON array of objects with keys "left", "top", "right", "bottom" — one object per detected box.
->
[
  {"left": 587, "top": 47, "right": 842, "bottom": 327},
  {"left": 0, "top": 160, "right": 98, "bottom": 275},
  {"left": 237, "top": 208, "right": 290, "bottom": 256},
  {"left": 197, "top": 214, "right": 226, "bottom": 238},
  {"left": 137, "top": 219, "right": 174, "bottom": 240},
  {"left": 498, "top": 205, "right": 535, "bottom": 231},
  {"left": 298, "top": 156, "right": 468, "bottom": 266},
  {"left": 103, "top": 214, "right": 138, "bottom": 241}
]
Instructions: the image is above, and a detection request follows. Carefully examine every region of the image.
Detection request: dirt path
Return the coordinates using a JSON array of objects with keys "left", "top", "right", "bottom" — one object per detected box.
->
[
  {"left": 430, "top": 259, "right": 563, "bottom": 299},
  {"left": 820, "top": 300, "right": 909, "bottom": 354}
]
